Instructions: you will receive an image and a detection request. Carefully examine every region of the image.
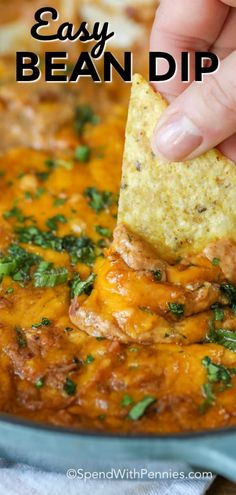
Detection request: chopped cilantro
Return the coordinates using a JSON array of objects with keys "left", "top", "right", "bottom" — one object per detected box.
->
[
  {"left": 211, "top": 303, "right": 224, "bottom": 321},
  {"left": 35, "top": 187, "right": 45, "bottom": 199},
  {"left": 200, "top": 356, "right": 236, "bottom": 412},
  {"left": 33, "top": 264, "right": 68, "bottom": 288},
  {"left": 208, "top": 325, "right": 236, "bottom": 352},
  {"left": 63, "top": 378, "right": 77, "bottom": 396},
  {"left": 8, "top": 244, "right": 41, "bottom": 285},
  {"left": 212, "top": 258, "right": 220, "bottom": 266},
  {"left": 152, "top": 270, "right": 162, "bottom": 281},
  {"left": 17, "top": 172, "right": 25, "bottom": 179},
  {"left": 200, "top": 382, "right": 215, "bottom": 413},
  {"left": 46, "top": 214, "right": 67, "bottom": 231},
  {"left": 139, "top": 306, "right": 155, "bottom": 315},
  {"left": 62, "top": 235, "right": 96, "bottom": 266},
  {"left": 3, "top": 207, "right": 26, "bottom": 223},
  {"left": 202, "top": 356, "right": 233, "bottom": 386},
  {"left": 15, "top": 327, "right": 27, "bottom": 349},
  {"left": 53, "top": 197, "right": 66, "bottom": 207},
  {"left": 84, "top": 354, "right": 95, "bottom": 365},
  {"left": 32, "top": 317, "right": 52, "bottom": 329},
  {"left": 36, "top": 171, "right": 50, "bottom": 182},
  {"left": 44, "top": 159, "right": 57, "bottom": 170},
  {"left": 220, "top": 283, "right": 236, "bottom": 312},
  {"left": 84, "top": 187, "right": 113, "bottom": 213},
  {"left": 121, "top": 394, "right": 133, "bottom": 407},
  {"left": 35, "top": 377, "right": 45, "bottom": 389},
  {"left": 0, "top": 243, "right": 68, "bottom": 289},
  {"left": 16, "top": 226, "right": 63, "bottom": 251},
  {"left": 168, "top": 302, "right": 185, "bottom": 317},
  {"left": 74, "top": 104, "right": 99, "bottom": 135},
  {"left": 24, "top": 187, "right": 46, "bottom": 200},
  {"left": 95, "top": 225, "right": 112, "bottom": 238},
  {"left": 64, "top": 327, "right": 73, "bottom": 333},
  {"left": 70, "top": 273, "right": 96, "bottom": 299},
  {"left": 207, "top": 319, "right": 236, "bottom": 352},
  {"left": 16, "top": 226, "right": 96, "bottom": 267},
  {"left": 128, "top": 396, "right": 156, "bottom": 421},
  {"left": 5, "top": 287, "right": 14, "bottom": 294},
  {"left": 0, "top": 257, "right": 18, "bottom": 276},
  {"left": 45, "top": 159, "right": 73, "bottom": 170},
  {"left": 24, "top": 191, "right": 32, "bottom": 200},
  {"left": 97, "top": 239, "right": 107, "bottom": 248},
  {"left": 98, "top": 414, "right": 106, "bottom": 421},
  {"left": 75, "top": 145, "right": 91, "bottom": 163}
]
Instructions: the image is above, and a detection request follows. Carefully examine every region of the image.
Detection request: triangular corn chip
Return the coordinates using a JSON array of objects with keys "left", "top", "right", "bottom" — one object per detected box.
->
[{"left": 118, "top": 74, "right": 236, "bottom": 261}]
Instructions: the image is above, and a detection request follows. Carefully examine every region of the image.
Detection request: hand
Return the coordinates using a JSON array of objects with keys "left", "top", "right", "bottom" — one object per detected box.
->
[{"left": 150, "top": 0, "right": 236, "bottom": 162}]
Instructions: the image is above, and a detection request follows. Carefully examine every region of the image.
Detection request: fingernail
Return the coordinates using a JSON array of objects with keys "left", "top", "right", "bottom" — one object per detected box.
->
[{"left": 152, "top": 114, "right": 203, "bottom": 161}]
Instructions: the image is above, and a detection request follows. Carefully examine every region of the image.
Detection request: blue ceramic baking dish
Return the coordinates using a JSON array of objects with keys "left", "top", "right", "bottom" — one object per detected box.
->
[{"left": 0, "top": 413, "right": 236, "bottom": 480}]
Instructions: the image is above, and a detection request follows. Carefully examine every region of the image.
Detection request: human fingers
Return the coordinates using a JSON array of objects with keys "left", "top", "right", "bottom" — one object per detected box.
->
[
  {"left": 151, "top": 50, "right": 236, "bottom": 161},
  {"left": 150, "top": 0, "right": 229, "bottom": 100}
]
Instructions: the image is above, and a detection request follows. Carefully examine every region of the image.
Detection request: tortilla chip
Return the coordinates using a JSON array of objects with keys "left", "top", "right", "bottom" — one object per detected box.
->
[{"left": 118, "top": 73, "right": 236, "bottom": 261}]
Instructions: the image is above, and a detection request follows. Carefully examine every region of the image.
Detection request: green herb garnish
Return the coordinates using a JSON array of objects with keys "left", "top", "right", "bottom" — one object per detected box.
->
[
  {"left": 36, "top": 171, "right": 50, "bottom": 182},
  {"left": 53, "top": 197, "right": 67, "bottom": 207},
  {"left": 15, "top": 326, "right": 27, "bottom": 349},
  {"left": 212, "top": 258, "right": 220, "bottom": 266},
  {"left": 5, "top": 287, "right": 14, "bottom": 294},
  {"left": 200, "top": 356, "right": 236, "bottom": 412},
  {"left": 24, "top": 191, "right": 32, "bottom": 200},
  {"left": 35, "top": 377, "right": 45, "bottom": 389},
  {"left": 139, "top": 306, "right": 155, "bottom": 315},
  {"left": 46, "top": 214, "right": 67, "bottom": 231},
  {"left": 121, "top": 394, "right": 133, "bottom": 407},
  {"left": 211, "top": 303, "right": 224, "bottom": 321},
  {"left": 32, "top": 317, "right": 52, "bottom": 329},
  {"left": 8, "top": 244, "right": 41, "bottom": 285},
  {"left": 97, "top": 239, "right": 107, "bottom": 249},
  {"left": 152, "top": 270, "right": 162, "bottom": 281},
  {"left": 45, "top": 159, "right": 73, "bottom": 170},
  {"left": 3, "top": 206, "right": 26, "bottom": 223},
  {"left": 16, "top": 226, "right": 96, "bottom": 266},
  {"left": 207, "top": 321, "right": 236, "bottom": 352},
  {"left": 168, "top": 302, "right": 185, "bottom": 317},
  {"left": 62, "top": 235, "right": 96, "bottom": 266},
  {"left": 63, "top": 378, "right": 77, "bottom": 396},
  {"left": 128, "top": 396, "right": 156, "bottom": 421},
  {"left": 95, "top": 225, "right": 112, "bottom": 238},
  {"left": 74, "top": 104, "right": 99, "bottom": 135},
  {"left": 0, "top": 257, "right": 17, "bottom": 276},
  {"left": 98, "top": 414, "right": 106, "bottom": 421},
  {"left": 200, "top": 382, "right": 215, "bottom": 413},
  {"left": 84, "top": 354, "right": 95, "bottom": 365},
  {"left": 33, "top": 264, "right": 68, "bottom": 288},
  {"left": 202, "top": 356, "right": 234, "bottom": 386},
  {"left": 220, "top": 283, "right": 236, "bottom": 306},
  {"left": 35, "top": 187, "right": 46, "bottom": 199},
  {"left": 16, "top": 225, "right": 62, "bottom": 251},
  {"left": 70, "top": 273, "right": 96, "bottom": 299},
  {"left": 75, "top": 145, "right": 91, "bottom": 163},
  {"left": 84, "top": 187, "right": 113, "bottom": 213}
]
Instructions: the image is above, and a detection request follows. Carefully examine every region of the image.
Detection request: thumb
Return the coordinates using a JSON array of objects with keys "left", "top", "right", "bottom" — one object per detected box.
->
[{"left": 151, "top": 50, "right": 236, "bottom": 161}]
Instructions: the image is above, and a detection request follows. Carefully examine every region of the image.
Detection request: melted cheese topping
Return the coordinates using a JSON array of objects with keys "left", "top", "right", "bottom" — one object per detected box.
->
[{"left": 70, "top": 225, "right": 236, "bottom": 345}]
